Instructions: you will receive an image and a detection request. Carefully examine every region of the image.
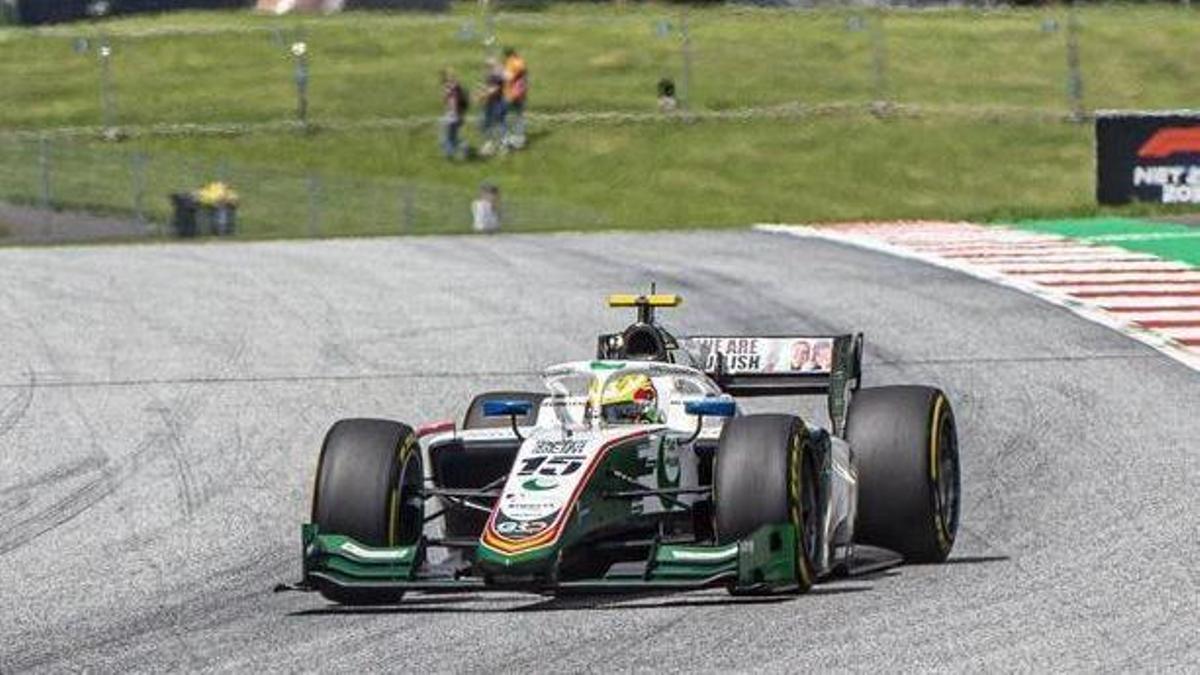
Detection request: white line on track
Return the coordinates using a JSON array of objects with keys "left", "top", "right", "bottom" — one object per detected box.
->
[
  {"left": 1083, "top": 231, "right": 1200, "bottom": 242},
  {"left": 1029, "top": 272, "right": 1200, "bottom": 285},
  {"left": 1055, "top": 284, "right": 1200, "bottom": 295},
  {"left": 1159, "top": 327, "right": 1200, "bottom": 342},
  {"left": 973, "top": 255, "right": 1161, "bottom": 266},
  {"left": 1093, "top": 296, "right": 1200, "bottom": 309},
  {"left": 930, "top": 249, "right": 1155, "bottom": 261},
  {"left": 1119, "top": 311, "right": 1200, "bottom": 326},
  {"left": 1000, "top": 262, "right": 1194, "bottom": 274}
]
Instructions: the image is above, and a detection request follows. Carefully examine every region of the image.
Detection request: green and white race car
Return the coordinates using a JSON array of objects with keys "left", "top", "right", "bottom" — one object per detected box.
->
[{"left": 281, "top": 293, "right": 961, "bottom": 604}]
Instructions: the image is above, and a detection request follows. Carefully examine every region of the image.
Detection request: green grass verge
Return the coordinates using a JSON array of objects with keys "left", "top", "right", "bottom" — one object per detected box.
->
[
  {"left": 4, "top": 4, "right": 1200, "bottom": 239},
  {"left": 5, "top": 5, "right": 1200, "bottom": 130}
]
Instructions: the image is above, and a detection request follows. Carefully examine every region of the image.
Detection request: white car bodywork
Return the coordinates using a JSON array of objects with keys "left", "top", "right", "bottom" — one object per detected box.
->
[{"left": 423, "top": 359, "right": 860, "bottom": 577}]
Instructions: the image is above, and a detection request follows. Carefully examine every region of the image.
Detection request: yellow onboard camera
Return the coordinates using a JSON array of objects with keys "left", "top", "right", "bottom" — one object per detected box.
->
[{"left": 606, "top": 293, "right": 682, "bottom": 308}]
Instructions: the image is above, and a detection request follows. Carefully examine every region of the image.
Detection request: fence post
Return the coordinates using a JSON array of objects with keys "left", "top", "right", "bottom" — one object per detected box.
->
[
  {"left": 680, "top": 8, "right": 692, "bottom": 114},
  {"left": 98, "top": 35, "right": 117, "bottom": 132},
  {"left": 1065, "top": 2, "right": 1085, "bottom": 122},
  {"left": 307, "top": 174, "right": 321, "bottom": 238},
  {"left": 38, "top": 137, "right": 52, "bottom": 211},
  {"left": 131, "top": 152, "right": 148, "bottom": 233},
  {"left": 401, "top": 185, "right": 415, "bottom": 234},
  {"left": 480, "top": 0, "right": 496, "bottom": 56},
  {"left": 869, "top": 10, "right": 890, "bottom": 113},
  {"left": 292, "top": 38, "right": 310, "bottom": 131}
]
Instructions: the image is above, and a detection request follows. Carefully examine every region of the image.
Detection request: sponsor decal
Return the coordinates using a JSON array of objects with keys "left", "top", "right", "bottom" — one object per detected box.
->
[
  {"left": 521, "top": 477, "right": 558, "bottom": 491},
  {"left": 657, "top": 437, "right": 681, "bottom": 489},
  {"left": 1131, "top": 164, "right": 1200, "bottom": 204},
  {"left": 501, "top": 499, "right": 560, "bottom": 521},
  {"left": 516, "top": 454, "right": 587, "bottom": 477},
  {"left": 531, "top": 439, "right": 588, "bottom": 455},
  {"left": 495, "top": 519, "right": 550, "bottom": 536},
  {"left": 1097, "top": 115, "right": 1200, "bottom": 205},
  {"left": 686, "top": 336, "right": 834, "bottom": 374},
  {"left": 667, "top": 544, "right": 739, "bottom": 563},
  {"left": 339, "top": 541, "right": 411, "bottom": 562},
  {"left": 1137, "top": 127, "right": 1200, "bottom": 159},
  {"left": 482, "top": 429, "right": 652, "bottom": 555}
]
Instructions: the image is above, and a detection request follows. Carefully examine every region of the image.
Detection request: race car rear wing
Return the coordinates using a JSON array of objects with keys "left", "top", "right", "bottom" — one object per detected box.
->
[
  {"left": 678, "top": 334, "right": 863, "bottom": 435},
  {"left": 593, "top": 291, "right": 863, "bottom": 434}
]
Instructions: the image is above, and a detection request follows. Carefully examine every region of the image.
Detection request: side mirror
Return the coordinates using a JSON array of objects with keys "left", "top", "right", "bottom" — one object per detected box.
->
[
  {"left": 482, "top": 399, "right": 533, "bottom": 418},
  {"left": 684, "top": 398, "right": 736, "bottom": 418}
]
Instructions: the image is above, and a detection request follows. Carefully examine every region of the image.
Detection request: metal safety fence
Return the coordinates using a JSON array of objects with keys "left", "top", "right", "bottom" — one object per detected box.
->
[{"left": 0, "top": 137, "right": 609, "bottom": 241}]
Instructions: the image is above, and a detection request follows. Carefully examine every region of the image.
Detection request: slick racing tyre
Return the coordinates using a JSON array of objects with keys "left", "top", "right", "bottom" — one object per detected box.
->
[
  {"left": 713, "top": 414, "right": 820, "bottom": 594},
  {"left": 846, "top": 386, "right": 960, "bottom": 563},
  {"left": 461, "top": 390, "right": 546, "bottom": 429},
  {"left": 311, "top": 419, "right": 423, "bottom": 605}
]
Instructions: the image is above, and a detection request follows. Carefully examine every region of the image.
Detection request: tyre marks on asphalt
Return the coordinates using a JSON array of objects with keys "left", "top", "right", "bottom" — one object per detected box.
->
[
  {"left": 0, "top": 282, "right": 129, "bottom": 557},
  {"left": 0, "top": 454, "right": 117, "bottom": 556},
  {"left": 0, "top": 269, "right": 253, "bottom": 555},
  {"left": 759, "top": 222, "right": 1200, "bottom": 370},
  {"left": 145, "top": 328, "right": 252, "bottom": 520},
  {"left": 0, "top": 369, "right": 35, "bottom": 440}
]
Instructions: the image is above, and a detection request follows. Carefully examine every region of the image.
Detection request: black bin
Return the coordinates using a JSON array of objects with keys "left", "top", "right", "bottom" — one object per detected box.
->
[
  {"left": 170, "top": 193, "right": 198, "bottom": 238},
  {"left": 199, "top": 204, "right": 238, "bottom": 236}
]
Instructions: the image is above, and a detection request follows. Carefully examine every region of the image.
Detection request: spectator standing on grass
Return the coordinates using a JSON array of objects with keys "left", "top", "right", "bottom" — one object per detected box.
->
[
  {"left": 440, "top": 68, "right": 469, "bottom": 160},
  {"left": 472, "top": 183, "right": 501, "bottom": 233},
  {"left": 502, "top": 47, "right": 529, "bottom": 150},
  {"left": 657, "top": 77, "right": 678, "bottom": 113},
  {"left": 478, "top": 58, "right": 506, "bottom": 157}
]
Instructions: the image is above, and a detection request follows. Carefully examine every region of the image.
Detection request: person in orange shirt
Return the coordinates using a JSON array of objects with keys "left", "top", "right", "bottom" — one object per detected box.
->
[{"left": 501, "top": 47, "right": 528, "bottom": 150}]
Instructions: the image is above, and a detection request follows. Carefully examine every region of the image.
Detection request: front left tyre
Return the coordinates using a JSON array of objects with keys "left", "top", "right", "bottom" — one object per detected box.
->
[{"left": 311, "top": 418, "right": 423, "bottom": 605}]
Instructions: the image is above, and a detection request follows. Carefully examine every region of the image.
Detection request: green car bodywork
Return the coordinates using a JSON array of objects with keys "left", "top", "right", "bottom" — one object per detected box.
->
[{"left": 300, "top": 520, "right": 803, "bottom": 594}]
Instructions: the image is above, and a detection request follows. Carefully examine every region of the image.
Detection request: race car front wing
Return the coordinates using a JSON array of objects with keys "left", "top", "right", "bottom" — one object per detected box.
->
[{"left": 281, "top": 521, "right": 806, "bottom": 597}]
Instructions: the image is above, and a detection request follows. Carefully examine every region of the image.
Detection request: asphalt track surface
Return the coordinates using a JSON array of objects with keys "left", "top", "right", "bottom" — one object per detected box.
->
[{"left": 0, "top": 231, "right": 1196, "bottom": 672}]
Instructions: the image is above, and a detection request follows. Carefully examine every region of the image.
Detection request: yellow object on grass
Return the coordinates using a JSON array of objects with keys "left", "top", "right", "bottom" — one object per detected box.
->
[{"left": 195, "top": 181, "right": 239, "bottom": 207}]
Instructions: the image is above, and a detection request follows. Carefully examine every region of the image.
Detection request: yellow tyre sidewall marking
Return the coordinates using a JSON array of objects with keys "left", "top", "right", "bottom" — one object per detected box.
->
[
  {"left": 389, "top": 433, "right": 417, "bottom": 547},
  {"left": 929, "top": 395, "right": 951, "bottom": 551},
  {"left": 789, "top": 428, "right": 813, "bottom": 589}
]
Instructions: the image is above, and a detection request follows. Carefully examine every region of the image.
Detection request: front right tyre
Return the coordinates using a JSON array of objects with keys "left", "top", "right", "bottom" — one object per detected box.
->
[{"left": 311, "top": 418, "right": 423, "bottom": 605}]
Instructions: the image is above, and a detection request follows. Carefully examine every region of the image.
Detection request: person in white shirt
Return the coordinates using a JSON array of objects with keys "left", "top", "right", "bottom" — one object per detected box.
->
[{"left": 471, "top": 183, "right": 501, "bottom": 233}]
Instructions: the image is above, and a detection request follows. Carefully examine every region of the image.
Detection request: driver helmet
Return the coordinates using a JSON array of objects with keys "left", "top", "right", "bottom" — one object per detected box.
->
[{"left": 592, "top": 373, "right": 661, "bottom": 424}]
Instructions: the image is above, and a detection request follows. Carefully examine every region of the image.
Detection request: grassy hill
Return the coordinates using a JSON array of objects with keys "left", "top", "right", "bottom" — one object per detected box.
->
[{"left": 1, "top": 4, "right": 1198, "bottom": 238}]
